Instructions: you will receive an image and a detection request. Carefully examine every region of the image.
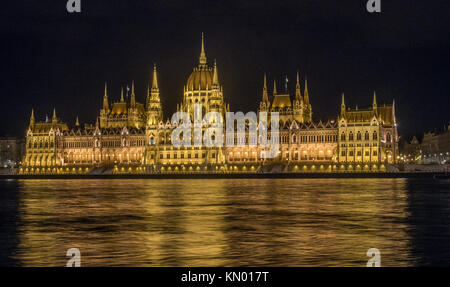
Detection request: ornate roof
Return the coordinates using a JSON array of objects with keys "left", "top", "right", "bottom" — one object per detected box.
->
[
  {"left": 342, "top": 105, "right": 394, "bottom": 125},
  {"left": 271, "top": 94, "right": 292, "bottom": 109},
  {"left": 110, "top": 102, "right": 145, "bottom": 116},
  {"left": 343, "top": 109, "right": 376, "bottom": 123},
  {"left": 377, "top": 105, "right": 394, "bottom": 125},
  {"left": 30, "top": 122, "right": 68, "bottom": 134}
]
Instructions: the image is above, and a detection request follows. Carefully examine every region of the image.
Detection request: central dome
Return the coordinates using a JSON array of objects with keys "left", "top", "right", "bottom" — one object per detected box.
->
[
  {"left": 185, "top": 33, "right": 219, "bottom": 92},
  {"left": 186, "top": 66, "right": 214, "bottom": 91}
]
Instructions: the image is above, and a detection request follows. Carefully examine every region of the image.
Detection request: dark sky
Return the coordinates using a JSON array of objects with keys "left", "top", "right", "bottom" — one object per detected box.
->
[{"left": 1, "top": 0, "right": 449, "bottom": 138}]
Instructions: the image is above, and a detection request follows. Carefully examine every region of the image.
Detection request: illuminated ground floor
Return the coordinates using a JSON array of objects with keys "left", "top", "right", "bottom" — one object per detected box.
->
[{"left": 19, "top": 162, "right": 388, "bottom": 175}]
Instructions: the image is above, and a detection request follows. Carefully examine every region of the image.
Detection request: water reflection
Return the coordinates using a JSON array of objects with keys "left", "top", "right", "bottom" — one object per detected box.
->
[{"left": 0, "top": 178, "right": 449, "bottom": 266}]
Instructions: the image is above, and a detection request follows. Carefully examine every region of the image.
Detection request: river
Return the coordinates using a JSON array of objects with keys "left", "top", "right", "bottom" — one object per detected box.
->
[{"left": 0, "top": 178, "right": 449, "bottom": 266}]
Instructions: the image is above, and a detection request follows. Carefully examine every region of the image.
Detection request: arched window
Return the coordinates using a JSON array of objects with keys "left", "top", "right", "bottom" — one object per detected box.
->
[
  {"left": 357, "top": 131, "right": 362, "bottom": 141},
  {"left": 386, "top": 132, "right": 392, "bottom": 142},
  {"left": 365, "top": 131, "right": 369, "bottom": 140},
  {"left": 349, "top": 132, "right": 354, "bottom": 141},
  {"left": 292, "top": 135, "right": 297, "bottom": 143},
  {"left": 373, "top": 131, "right": 377, "bottom": 140},
  {"left": 341, "top": 133, "right": 346, "bottom": 141}
]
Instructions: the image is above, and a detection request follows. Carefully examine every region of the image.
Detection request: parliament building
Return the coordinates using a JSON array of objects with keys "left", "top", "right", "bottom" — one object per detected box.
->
[{"left": 21, "top": 35, "right": 398, "bottom": 174}]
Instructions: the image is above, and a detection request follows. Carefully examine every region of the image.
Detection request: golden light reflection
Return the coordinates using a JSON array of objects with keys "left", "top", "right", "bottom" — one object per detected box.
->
[{"left": 14, "top": 178, "right": 413, "bottom": 266}]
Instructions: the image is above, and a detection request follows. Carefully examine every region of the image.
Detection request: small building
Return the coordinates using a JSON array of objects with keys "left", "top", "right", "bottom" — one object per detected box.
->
[
  {"left": 421, "top": 125, "right": 450, "bottom": 164},
  {"left": 0, "top": 137, "right": 25, "bottom": 168}
]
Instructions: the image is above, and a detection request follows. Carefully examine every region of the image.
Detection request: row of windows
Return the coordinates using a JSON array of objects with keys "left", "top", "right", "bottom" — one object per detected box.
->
[
  {"left": 294, "top": 134, "right": 337, "bottom": 143},
  {"left": 61, "top": 142, "right": 93, "bottom": 148},
  {"left": 341, "top": 143, "right": 378, "bottom": 147},
  {"left": 341, "top": 150, "right": 378, "bottom": 156},
  {"left": 152, "top": 152, "right": 216, "bottom": 160},
  {"left": 340, "top": 131, "right": 378, "bottom": 141},
  {"left": 28, "top": 141, "right": 54, "bottom": 149}
]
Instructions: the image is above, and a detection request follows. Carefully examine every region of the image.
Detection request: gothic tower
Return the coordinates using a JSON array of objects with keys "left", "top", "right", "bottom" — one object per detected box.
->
[
  {"left": 146, "top": 64, "right": 163, "bottom": 127},
  {"left": 293, "top": 71, "right": 304, "bottom": 123},
  {"left": 303, "top": 77, "right": 312, "bottom": 122},
  {"left": 259, "top": 73, "right": 270, "bottom": 113}
]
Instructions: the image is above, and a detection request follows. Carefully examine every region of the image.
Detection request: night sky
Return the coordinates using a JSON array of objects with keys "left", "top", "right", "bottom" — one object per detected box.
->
[{"left": 1, "top": 0, "right": 449, "bottom": 139}]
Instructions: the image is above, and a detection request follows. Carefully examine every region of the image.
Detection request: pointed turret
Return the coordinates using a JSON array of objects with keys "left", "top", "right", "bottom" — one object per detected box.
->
[
  {"left": 392, "top": 98, "right": 396, "bottom": 124},
  {"left": 120, "top": 87, "right": 124, "bottom": 102},
  {"left": 131, "top": 81, "right": 136, "bottom": 107},
  {"left": 199, "top": 32, "right": 207, "bottom": 66},
  {"left": 262, "top": 73, "right": 269, "bottom": 102},
  {"left": 295, "top": 71, "right": 301, "bottom": 100},
  {"left": 341, "top": 93, "right": 346, "bottom": 115},
  {"left": 103, "top": 82, "right": 109, "bottom": 110},
  {"left": 213, "top": 60, "right": 219, "bottom": 86},
  {"left": 372, "top": 91, "right": 377, "bottom": 110},
  {"left": 273, "top": 79, "right": 277, "bottom": 96},
  {"left": 147, "top": 64, "right": 163, "bottom": 126},
  {"left": 151, "top": 64, "right": 160, "bottom": 102},
  {"left": 52, "top": 108, "right": 57, "bottom": 124},
  {"left": 304, "top": 77, "right": 309, "bottom": 105},
  {"left": 75, "top": 116, "right": 80, "bottom": 127},
  {"left": 30, "top": 109, "right": 35, "bottom": 126},
  {"left": 152, "top": 64, "right": 159, "bottom": 91}
]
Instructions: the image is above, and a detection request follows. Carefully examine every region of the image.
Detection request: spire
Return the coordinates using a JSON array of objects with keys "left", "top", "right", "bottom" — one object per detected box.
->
[
  {"left": 120, "top": 87, "right": 124, "bottom": 102},
  {"left": 213, "top": 60, "right": 219, "bottom": 85},
  {"left": 273, "top": 79, "right": 277, "bottom": 95},
  {"left": 199, "top": 32, "right": 207, "bottom": 66},
  {"left": 152, "top": 64, "right": 159, "bottom": 90},
  {"left": 262, "top": 73, "right": 268, "bottom": 102},
  {"left": 75, "top": 116, "right": 79, "bottom": 127},
  {"left": 392, "top": 98, "right": 396, "bottom": 124},
  {"left": 103, "top": 82, "right": 109, "bottom": 110},
  {"left": 150, "top": 64, "right": 160, "bottom": 104},
  {"left": 52, "top": 108, "right": 57, "bottom": 124},
  {"left": 372, "top": 91, "right": 377, "bottom": 110},
  {"left": 95, "top": 117, "right": 99, "bottom": 128},
  {"left": 131, "top": 81, "right": 136, "bottom": 107},
  {"left": 304, "top": 77, "right": 309, "bottom": 105},
  {"left": 295, "top": 71, "right": 301, "bottom": 100},
  {"left": 341, "top": 93, "right": 346, "bottom": 115},
  {"left": 30, "top": 109, "right": 35, "bottom": 126}
]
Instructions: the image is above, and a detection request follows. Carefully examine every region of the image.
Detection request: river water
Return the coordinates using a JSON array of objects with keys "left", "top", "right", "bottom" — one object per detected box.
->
[{"left": 0, "top": 178, "right": 449, "bottom": 266}]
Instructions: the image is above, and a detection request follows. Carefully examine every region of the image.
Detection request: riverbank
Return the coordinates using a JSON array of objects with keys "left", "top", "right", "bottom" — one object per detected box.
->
[{"left": 1, "top": 172, "right": 448, "bottom": 180}]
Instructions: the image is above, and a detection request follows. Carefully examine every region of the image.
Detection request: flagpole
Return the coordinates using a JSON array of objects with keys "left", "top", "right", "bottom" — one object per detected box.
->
[{"left": 285, "top": 76, "right": 288, "bottom": 93}]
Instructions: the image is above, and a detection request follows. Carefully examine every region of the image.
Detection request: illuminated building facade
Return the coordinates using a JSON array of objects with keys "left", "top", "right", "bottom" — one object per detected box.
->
[
  {"left": 337, "top": 93, "right": 398, "bottom": 167},
  {"left": 21, "top": 35, "right": 398, "bottom": 174}
]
